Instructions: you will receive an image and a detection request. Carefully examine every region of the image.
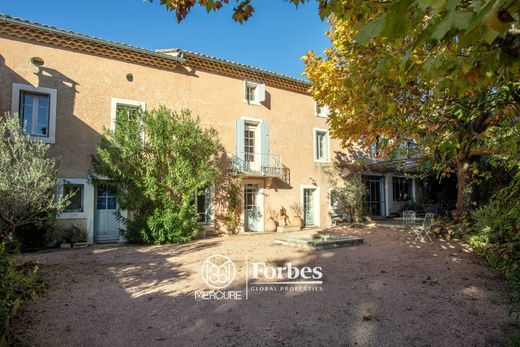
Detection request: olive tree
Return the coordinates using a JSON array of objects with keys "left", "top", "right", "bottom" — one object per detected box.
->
[{"left": 0, "top": 114, "right": 68, "bottom": 243}]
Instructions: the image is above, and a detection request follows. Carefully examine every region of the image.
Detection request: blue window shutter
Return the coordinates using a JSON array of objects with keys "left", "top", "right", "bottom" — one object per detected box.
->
[
  {"left": 260, "top": 122, "right": 269, "bottom": 171},
  {"left": 235, "top": 119, "right": 245, "bottom": 163}
]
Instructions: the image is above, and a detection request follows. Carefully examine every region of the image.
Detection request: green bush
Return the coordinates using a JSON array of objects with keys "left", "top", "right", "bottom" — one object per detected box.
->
[
  {"left": 93, "top": 107, "right": 226, "bottom": 244},
  {"left": 0, "top": 245, "right": 39, "bottom": 338},
  {"left": 0, "top": 115, "right": 68, "bottom": 244},
  {"left": 469, "top": 176, "right": 520, "bottom": 316}
]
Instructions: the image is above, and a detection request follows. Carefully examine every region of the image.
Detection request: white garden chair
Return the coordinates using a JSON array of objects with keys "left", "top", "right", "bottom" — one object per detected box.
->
[
  {"left": 402, "top": 210, "right": 416, "bottom": 230},
  {"left": 412, "top": 213, "right": 435, "bottom": 242}
]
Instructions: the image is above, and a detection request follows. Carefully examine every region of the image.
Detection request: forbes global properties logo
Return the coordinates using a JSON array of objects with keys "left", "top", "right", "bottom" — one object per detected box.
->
[
  {"left": 201, "top": 255, "right": 236, "bottom": 289},
  {"left": 195, "top": 255, "right": 324, "bottom": 300}
]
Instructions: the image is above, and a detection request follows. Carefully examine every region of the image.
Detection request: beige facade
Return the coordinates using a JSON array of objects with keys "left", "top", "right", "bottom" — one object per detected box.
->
[{"left": 0, "top": 16, "right": 420, "bottom": 243}]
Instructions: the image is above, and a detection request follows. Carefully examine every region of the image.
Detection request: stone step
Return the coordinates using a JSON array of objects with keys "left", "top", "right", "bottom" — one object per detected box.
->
[
  {"left": 276, "top": 225, "right": 302, "bottom": 232},
  {"left": 274, "top": 234, "right": 363, "bottom": 250}
]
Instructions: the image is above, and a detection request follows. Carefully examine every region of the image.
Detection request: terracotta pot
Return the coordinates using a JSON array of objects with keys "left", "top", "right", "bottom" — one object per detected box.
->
[
  {"left": 293, "top": 215, "right": 304, "bottom": 228},
  {"left": 451, "top": 210, "right": 458, "bottom": 221},
  {"left": 265, "top": 218, "right": 278, "bottom": 232}
]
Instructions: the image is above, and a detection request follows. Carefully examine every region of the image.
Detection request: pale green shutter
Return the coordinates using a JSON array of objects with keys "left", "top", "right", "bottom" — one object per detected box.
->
[
  {"left": 260, "top": 122, "right": 269, "bottom": 172},
  {"left": 235, "top": 119, "right": 245, "bottom": 164}
]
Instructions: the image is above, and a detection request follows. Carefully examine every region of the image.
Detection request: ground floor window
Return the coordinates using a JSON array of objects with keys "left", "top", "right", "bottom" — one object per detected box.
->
[
  {"left": 362, "top": 175, "right": 385, "bottom": 216},
  {"left": 195, "top": 189, "right": 212, "bottom": 224},
  {"left": 64, "top": 184, "right": 84, "bottom": 212},
  {"left": 393, "top": 177, "right": 412, "bottom": 201},
  {"left": 329, "top": 188, "right": 341, "bottom": 209}
]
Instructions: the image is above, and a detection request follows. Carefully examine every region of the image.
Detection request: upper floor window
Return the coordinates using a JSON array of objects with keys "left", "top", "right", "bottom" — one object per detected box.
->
[
  {"left": 11, "top": 83, "right": 57, "bottom": 144},
  {"left": 244, "top": 123, "right": 258, "bottom": 162},
  {"left": 314, "top": 129, "right": 330, "bottom": 162},
  {"left": 110, "top": 98, "right": 146, "bottom": 132},
  {"left": 315, "top": 102, "right": 330, "bottom": 118},
  {"left": 370, "top": 135, "right": 385, "bottom": 159},
  {"left": 244, "top": 80, "right": 265, "bottom": 105}
]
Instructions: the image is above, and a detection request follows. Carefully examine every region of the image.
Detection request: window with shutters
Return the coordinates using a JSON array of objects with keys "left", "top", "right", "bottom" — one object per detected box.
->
[
  {"left": 315, "top": 102, "right": 330, "bottom": 118},
  {"left": 244, "top": 80, "right": 265, "bottom": 105}
]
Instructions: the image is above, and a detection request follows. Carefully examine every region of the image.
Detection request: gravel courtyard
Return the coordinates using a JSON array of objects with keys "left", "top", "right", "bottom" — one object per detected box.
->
[{"left": 12, "top": 227, "right": 515, "bottom": 346}]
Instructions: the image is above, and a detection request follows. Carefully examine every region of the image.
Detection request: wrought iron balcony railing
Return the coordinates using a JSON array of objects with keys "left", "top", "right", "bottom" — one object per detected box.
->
[{"left": 231, "top": 152, "right": 290, "bottom": 183}]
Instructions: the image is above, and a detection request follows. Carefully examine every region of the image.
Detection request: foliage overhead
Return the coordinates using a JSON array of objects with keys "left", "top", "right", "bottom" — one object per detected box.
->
[
  {"left": 301, "top": 1, "right": 519, "bottom": 214},
  {"left": 0, "top": 114, "right": 68, "bottom": 243},
  {"left": 93, "top": 107, "right": 226, "bottom": 244}
]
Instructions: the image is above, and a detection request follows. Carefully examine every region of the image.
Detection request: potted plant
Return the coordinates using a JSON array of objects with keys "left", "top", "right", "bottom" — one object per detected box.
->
[
  {"left": 290, "top": 203, "right": 304, "bottom": 228},
  {"left": 265, "top": 208, "right": 278, "bottom": 232},
  {"left": 60, "top": 225, "right": 88, "bottom": 249}
]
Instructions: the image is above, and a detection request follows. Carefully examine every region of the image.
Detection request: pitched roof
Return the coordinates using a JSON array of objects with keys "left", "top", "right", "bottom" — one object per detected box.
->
[{"left": 0, "top": 14, "right": 310, "bottom": 94}]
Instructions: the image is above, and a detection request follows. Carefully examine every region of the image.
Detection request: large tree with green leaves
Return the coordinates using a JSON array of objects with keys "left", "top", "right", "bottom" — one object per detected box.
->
[
  {"left": 153, "top": 0, "right": 520, "bottom": 216},
  {"left": 0, "top": 115, "right": 68, "bottom": 243},
  {"left": 93, "top": 107, "right": 226, "bottom": 244},
  {"left": 301, "top": 1, "right": 520, "bottom": 216}
]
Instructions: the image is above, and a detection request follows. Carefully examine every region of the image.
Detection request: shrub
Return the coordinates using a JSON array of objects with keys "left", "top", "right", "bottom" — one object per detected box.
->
[
  {"left": 0, "top": 245, "right": 39, "bottom": 339},
  {"left": 331, "top": 176, "right": 365, "bottom": 221},
  {"left": 93, "top": 107, "right": 227, "bottom": 244},
  {"left": 0, "top": 114, "right": 69, "bottom": 243},
  {"left": 469, "top": 176, "right": 520, "bottom": 317}
]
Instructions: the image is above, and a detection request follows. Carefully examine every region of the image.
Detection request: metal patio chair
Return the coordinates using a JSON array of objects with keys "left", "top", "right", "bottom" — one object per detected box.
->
[
  {"left": 412, "top": 213, "right": 435, "bottom": 242},
  {"left": 402, "top": 210, "right": 416, "bottom": 231}
]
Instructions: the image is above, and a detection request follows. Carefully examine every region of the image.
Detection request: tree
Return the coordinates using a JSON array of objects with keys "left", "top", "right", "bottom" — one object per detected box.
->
[
  {"left": 153, "top": 0, "right": 520, "bottom": 66},
  {"left": 92, "top": 107, "right": 227, "bottom": 244},
  {"left": 302, "top": 10, "right": 520, "bottom": 216},
  {"left": 0, "top": 114, "right": 68, "bottom": 243},
  {"left": 152, "top": 0, "right": 520, "bottom": 216}
]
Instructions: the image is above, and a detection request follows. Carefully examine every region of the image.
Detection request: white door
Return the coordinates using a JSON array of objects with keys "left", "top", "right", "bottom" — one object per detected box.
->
[
  {"left": 244, "top": 184, "right": 261, "bottom": 232},
  {"left": 95, "top": 184, "right": 120, "bottom": 242}
]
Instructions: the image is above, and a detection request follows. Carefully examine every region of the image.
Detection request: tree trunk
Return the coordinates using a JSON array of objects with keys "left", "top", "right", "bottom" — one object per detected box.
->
[{"left": 455, "top": 153, "right": 472, "bottom": 219}]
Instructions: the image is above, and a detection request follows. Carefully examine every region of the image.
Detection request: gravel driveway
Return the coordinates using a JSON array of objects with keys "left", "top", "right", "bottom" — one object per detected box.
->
[{"left": 12, "top": 227, "right": 515, "bottom": 346}]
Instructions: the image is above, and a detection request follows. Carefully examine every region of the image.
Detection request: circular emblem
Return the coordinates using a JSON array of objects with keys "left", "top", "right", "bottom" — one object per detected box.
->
[{"left": 201, "top": 255, "right": 236, "bottom": 289}]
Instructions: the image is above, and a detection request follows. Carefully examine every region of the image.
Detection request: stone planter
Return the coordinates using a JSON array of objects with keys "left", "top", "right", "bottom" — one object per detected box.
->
[
  {"left": 73, "top": 242, "right": 88, "bottom": 249},
  {"left": 292, "top": 215, "right": 304, "bottom": 229},
  {"left": 265, "top": 218, "right": 278, "bottom": 232},
  {"left": 60, "top": 243, "right": 72, "bottom": 249}
]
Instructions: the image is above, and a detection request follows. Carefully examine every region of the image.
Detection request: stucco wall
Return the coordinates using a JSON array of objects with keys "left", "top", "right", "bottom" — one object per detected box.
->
[{"left": 0, "top": 35, "right": 344, "bottom": 231}]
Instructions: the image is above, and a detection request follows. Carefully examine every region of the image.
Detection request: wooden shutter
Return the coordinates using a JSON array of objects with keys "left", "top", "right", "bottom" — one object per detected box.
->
[{"left": 260, "top": 122, "right": 269, "bottom": 171}]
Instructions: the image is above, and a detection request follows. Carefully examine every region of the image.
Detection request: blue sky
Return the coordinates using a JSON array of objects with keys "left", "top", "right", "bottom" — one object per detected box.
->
[{"left": 0, "top": 0, "right": 330, "bottom": 79}]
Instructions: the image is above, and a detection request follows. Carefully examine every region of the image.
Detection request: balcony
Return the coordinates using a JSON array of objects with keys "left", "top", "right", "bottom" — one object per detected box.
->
[{"left": 231, "top": 152, "right": 290, "bottom": 183}]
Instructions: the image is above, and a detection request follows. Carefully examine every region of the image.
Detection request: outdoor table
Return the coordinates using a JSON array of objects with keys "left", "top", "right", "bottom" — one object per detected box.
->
[{"left": 393, "top": 217, "right": 425, "bottom": 222}]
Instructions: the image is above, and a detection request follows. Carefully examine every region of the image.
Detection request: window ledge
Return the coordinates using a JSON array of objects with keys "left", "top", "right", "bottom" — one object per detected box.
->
[
  {"left": 57, "top": 212, "right": 87, "bottom": 219},
  {"left": 243, "top": 99, "right": 261, "bottom": 106},
  {"left": 28, "top": 135, "right": 55, "bottom": 144}
]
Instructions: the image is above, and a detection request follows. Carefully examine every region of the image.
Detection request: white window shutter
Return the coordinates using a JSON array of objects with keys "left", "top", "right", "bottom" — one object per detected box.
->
[
  {"left": 244, "top": 80, "right": 248, "bottom": 101},
  {"left": 323, "top": 105, "right": 330, "bottom": 117},
  {"left": 256, "top": 83, "right": 266, "bottom": 103}
]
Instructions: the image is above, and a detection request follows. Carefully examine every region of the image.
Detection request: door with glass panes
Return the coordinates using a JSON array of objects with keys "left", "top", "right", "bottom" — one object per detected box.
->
[
  {"left": 303, "top": 188, "right": 316, "bottom": 226},
  {"left": 244, "top": 184, "right": 261, "bottom": 231},
  {"left": 95, "top": 184, "right": 120, "bottom": 242}
]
